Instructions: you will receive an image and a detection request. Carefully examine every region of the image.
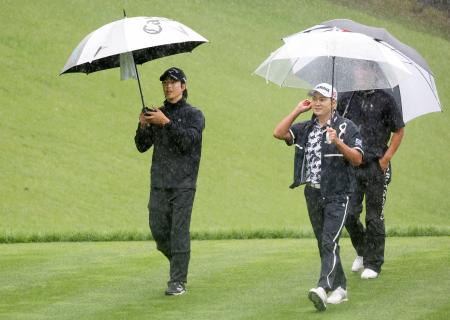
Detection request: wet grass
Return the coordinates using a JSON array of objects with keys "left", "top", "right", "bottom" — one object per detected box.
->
[
  {"left": 0, "top": 238, "right": 449, "bottom": 319},
  {"left": 1, "top": 0, "right": 449, "bottom": 237}
]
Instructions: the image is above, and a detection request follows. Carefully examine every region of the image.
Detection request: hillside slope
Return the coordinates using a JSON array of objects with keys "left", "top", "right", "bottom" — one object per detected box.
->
[{"left": 1, "top": 0, "right": 449, "bottom": 236}]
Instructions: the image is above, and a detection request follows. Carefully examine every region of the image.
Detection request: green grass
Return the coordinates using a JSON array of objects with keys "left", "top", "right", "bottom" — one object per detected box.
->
[
  {"left": 1, "top": 0, "right": 449, "bottom": 237},
  {"left": 0, "top": 238, "right": 449, "bottom": 319}
]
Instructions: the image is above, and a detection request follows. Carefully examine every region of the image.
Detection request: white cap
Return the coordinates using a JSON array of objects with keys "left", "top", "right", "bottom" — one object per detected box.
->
[{"left": 308, "top": 83, "right": 338, "bottom": 100}]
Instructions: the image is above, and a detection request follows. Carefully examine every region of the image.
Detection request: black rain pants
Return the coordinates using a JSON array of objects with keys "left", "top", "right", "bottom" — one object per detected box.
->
[
  {"left": 149, "top": 187, "right": 196, "bottom": 283},
  {"left": 345, "top": 160, "right": 391, "bottom": 273},
  {"left": 305, "top": 186, "right": 349, "bottom": 292}
]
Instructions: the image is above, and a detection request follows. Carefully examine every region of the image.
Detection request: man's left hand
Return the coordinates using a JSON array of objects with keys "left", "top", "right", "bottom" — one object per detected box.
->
[
  {"left": 379, "top": 157, "right": 389, "bottom": 173},
  {"left": 326, "top": 127, "right": 338, "bottom": 144}
]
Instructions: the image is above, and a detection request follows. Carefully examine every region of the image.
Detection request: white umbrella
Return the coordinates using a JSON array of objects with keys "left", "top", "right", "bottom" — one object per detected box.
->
[
  {"left": 254, "top": 29, "right": 412, "bottom": 93},
  {"left": 392, "top": 56, "right": 440, "bottom": 122},
  {"left": 60, "top": 15, "right": 208, "bottom": 108},
  {"left": 284, "top": 23, "right": 441, "bottom": 122}
]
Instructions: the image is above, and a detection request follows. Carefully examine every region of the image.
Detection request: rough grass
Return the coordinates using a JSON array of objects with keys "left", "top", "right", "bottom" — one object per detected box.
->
[
  {"left": 1, "top": 226, "right": 448, "bottom": 243},
  {"left": 334, "top": 0, "right": 450, "bottom": 40}
]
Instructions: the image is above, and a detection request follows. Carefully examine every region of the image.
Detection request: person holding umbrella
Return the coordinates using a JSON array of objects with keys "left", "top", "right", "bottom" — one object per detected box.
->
[
  {"left": 134, "top": 67, "right": 205, "bottom": 296},
  {"left": 337, "top": 63, "right": 405, "bottom": 279},
  {"left": 273, "top": 83, "right": 363, "bottom": 311}
]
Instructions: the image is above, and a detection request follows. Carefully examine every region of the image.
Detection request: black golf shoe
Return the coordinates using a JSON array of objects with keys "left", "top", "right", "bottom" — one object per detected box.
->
[{"left": 165, "top": 281, "right": 186, "bottom": 296}]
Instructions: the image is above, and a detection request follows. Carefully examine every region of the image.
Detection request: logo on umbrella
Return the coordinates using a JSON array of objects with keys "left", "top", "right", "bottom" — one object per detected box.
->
[{"left": 143, "top": 19, "right": 162, "bottom": 35}]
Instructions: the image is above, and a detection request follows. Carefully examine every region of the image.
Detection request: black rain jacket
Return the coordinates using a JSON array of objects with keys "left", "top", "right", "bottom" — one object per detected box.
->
[
  {"left": 135, "top": 99, "right": 205, "bottom": 189},
  {"left": 288, "top": 113, "right": 363, "bottom": 197}
]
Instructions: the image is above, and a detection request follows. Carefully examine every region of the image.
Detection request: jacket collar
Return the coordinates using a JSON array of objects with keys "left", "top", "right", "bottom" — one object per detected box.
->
[
  {"left": 359, "top": 89, "right": 375, "bottom": 97},
  {"left": 163, "top": 98, "right": 186, "bottom": 110},
  {"left": 331, "top": 111, "right": 339, "bottom": 123},
  {"left": 309, "top": 112, "right": 339, "bottom": 127}
]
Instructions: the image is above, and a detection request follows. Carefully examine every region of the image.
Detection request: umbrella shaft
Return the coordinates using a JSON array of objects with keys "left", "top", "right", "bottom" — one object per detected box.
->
[
  {"left": 134, "top": 62, "right": 146, "bottom": 108},
  {"left": 331, "top": 56, "right": 335, "bottom": 93},
  {"left": 331, "top": 56, "right": 336, "bottom": 124}
]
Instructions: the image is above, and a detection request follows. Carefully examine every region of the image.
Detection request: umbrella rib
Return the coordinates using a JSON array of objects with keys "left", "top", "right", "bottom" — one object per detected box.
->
[
  {"left": 379, "top": 41, "right": 441, "bottom": 107},
  {"left": 281, "top": 56, "right": 301, "bottom": 87},
  {"left": 378, "top": 40, "right": 434, "bottom": 76},
  {"left": 412, "top": 64, "right": 442, "bottom": 107},
  {"left": 414, "top": 67, "right": 442, "bottom": 108}
]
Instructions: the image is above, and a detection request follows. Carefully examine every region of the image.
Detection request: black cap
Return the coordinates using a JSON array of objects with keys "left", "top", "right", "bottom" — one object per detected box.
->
[{"left": 159, "top": 67, "right": 187, "bottom": 83}]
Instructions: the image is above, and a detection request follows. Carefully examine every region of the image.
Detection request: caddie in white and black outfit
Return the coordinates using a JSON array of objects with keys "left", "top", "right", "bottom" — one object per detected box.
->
[{"left": 274, "top": 83, "right": 364, "bottom": 311}]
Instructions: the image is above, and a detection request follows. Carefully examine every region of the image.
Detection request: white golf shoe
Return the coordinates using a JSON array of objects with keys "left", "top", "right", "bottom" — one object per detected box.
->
[
  {"left": 351, "top": 256, "right": 364, "bottom": 272},
  {"left": 308, "top": 287, "right": 327, "bottom": 311},
  {"left": 361, "top": 268, "right": 379, "bottom": 279},
  {"left": 327, "top": 287, "right": 348, "bottom": 304}
]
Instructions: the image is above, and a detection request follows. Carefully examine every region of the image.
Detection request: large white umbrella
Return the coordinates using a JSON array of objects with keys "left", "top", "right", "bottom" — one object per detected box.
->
[
  {"left": 60, "top": 15, "right": 208, "bottom": 108},
  {"left": 254, "top": 29, "right": 412, "bottom": 94},
  {"left": 284, "top": 22, "right": 441, "bottom": 122}
]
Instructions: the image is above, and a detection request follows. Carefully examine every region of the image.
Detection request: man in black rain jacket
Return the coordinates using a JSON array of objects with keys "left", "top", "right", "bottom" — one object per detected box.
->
[
  {"left": 135, "top": 67, "right": 205, "bottom": 296},
  {"left": 337, "top": 65, "right": 405, "bottom": 280}
]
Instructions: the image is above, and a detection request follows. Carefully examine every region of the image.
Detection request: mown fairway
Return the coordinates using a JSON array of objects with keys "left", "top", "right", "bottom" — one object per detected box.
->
[
  {"left": 1, "top": 0, "right": 449, "bottom": 238},
  {"left": 1, "top": 238, "right": 449, "bottom": 320}
]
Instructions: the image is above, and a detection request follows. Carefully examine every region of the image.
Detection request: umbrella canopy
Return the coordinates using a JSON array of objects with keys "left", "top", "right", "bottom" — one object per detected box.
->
[
  {"left": 320, "top": 19, "right": 431, "bottom": 73},
  {"left": 61, "top": 16, "right": 208, "bottom": 75},
  {"left": 291, "top": 20, "right": 441, "bottom": 122},
  {"left": 60, "top": 16, "right": 208, "bottom": 109},
  {"left": 254, "top": 29, "right": 412, "bottom": 93}
]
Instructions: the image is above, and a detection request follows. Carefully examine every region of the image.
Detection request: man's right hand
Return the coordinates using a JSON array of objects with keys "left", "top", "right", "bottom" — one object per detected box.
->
[
  {"left": 294, "top": 99, "right": 311, "bottom": 115},
  {"left": 273, "top": 99, "right": 311, "bottom": 141},
  {"left": 139, "top": 112, "right": 152, "bottom": 128}
]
